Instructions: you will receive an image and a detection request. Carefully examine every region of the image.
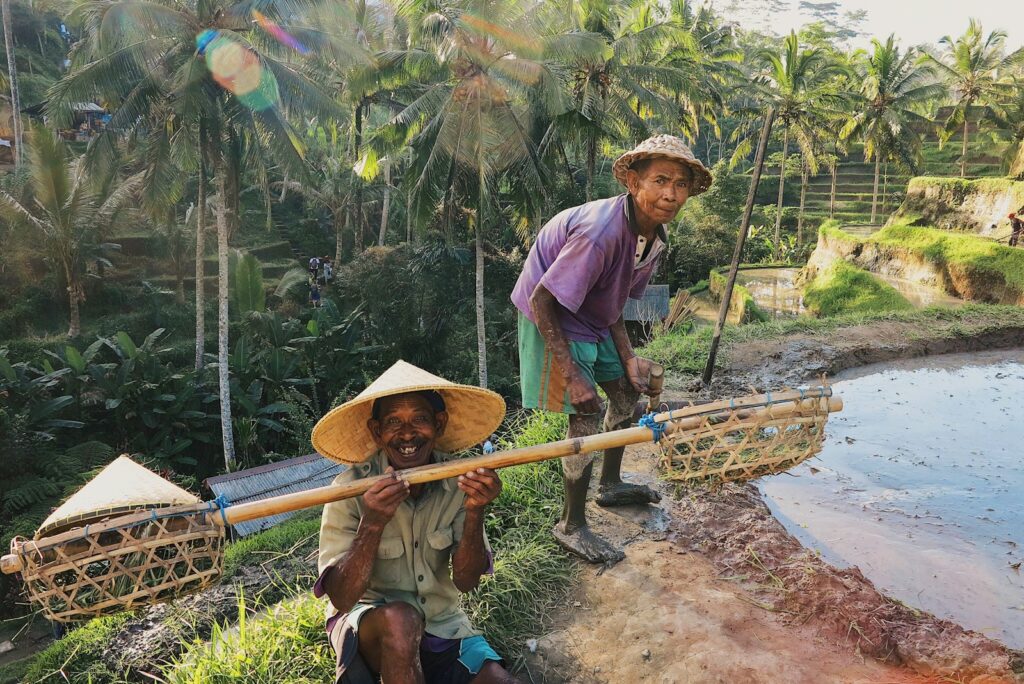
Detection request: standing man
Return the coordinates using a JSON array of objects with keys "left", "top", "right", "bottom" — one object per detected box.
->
[
  {"left": 511, "top": 135, "right": 712, "bottom": 563},
  {"left": 1009, "top": 212, "right": 1023, "bottom": 247}
]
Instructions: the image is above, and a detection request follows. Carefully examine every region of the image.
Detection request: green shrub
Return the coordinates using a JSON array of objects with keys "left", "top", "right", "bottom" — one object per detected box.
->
[{"left": 803, "top": 261, "right": 913, "bottom": 317}]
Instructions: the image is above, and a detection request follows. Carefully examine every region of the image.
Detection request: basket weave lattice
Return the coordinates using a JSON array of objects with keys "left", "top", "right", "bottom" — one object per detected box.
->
[
  {"left": 659, "top": 395, "right": 830, "bottom": 483},
  {"left": 17, "top": 503, "right": 224, "bottom": 623}
]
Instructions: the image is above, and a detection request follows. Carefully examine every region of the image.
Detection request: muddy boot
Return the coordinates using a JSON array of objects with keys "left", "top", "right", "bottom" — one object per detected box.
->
[
  {"left": 552, "top": 522, "right": 624, "bottom": 565},
  {"left": 595, "top": 482, "right": 662, "bottom": 507}
]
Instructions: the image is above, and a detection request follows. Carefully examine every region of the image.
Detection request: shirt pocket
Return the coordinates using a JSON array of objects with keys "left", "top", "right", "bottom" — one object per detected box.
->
[
  {"left": 426, "top": 526, "right": 455, "bottom": 570},
  {"left": 372, "top": 536, "right": 406, "bottom": 587}
]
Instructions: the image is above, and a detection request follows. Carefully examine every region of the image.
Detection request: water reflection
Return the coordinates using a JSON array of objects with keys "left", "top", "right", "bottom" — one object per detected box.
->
[{"left": 759, "top": 349, "right": 1024, "bottom": 648}]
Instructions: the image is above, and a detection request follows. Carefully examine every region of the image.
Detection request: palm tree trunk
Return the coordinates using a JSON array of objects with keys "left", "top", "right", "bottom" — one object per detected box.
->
[
  {"left": 378, "top": 158, "right": 391, "bottom": 246},
  {"left": 475, "top": 175, "right": 488, "bottom": 389},
  {"left": 773, "top": 126, "right": 789, "bottom": 260},
  {"left": 406, "top": 187, "right": 413, "bottom": 243},
  {"left": 2, "top": 0, "right": 24, "bottom": 167},
  {"left": 195, "top": 143, "right": 207, "bottom": 371},
  {"left": 216, "top": 171, "right": 236, "bottom": 472},
  {"left": 797, "top": 160, "right": 808, "bottom": 245},
  {"left": 871, "top": 155, "right": 881, "bottom": 224},
  {"left": 352, "top": 102, "right": 364, "bottom": 251},
  {"left": 829, "top": 162, "right": 837, "bottom": 219},
  {"left": 585, "top": 134, "right": 596, "bottom": 202},
  {"left": 960, "top": 118, "right": 969, "bottom": 178},
  {"left": 882, "top": 161, "right": 889, "bottom": 214},
  {"left": 64, "top": 262, "right": 81, "bottom": 338},
  {"left": 333, "top": 209, "right": 344, "bottom": 264}
]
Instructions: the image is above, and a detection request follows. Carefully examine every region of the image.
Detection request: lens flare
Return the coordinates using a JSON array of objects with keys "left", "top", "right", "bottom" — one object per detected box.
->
[
  {"left": 252, "top": 10, "right": 309, "bottom": 55},
  {"left": 197, "top": 30, "right": 279, "bottom": 111}
]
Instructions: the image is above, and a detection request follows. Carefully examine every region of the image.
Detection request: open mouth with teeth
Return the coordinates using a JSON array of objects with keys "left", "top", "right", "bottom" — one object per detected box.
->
[{"left": 390, "top": 442, "right": 427, "bottom": 463}]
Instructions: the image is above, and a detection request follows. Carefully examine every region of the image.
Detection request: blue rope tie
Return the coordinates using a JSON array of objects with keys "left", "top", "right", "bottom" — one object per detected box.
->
[
  {"left": 212, "top": 493, "right": 231, "bottom": 526},
  {"left": 639, "top": 413, "right": 667, "bottom": 443}
]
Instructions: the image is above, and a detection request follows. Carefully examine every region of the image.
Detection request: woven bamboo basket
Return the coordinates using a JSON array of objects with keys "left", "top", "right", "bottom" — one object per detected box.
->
[
  {"left": 4, "top": 386, "right": 840, "bottom": 621},
  {"left": 16, "top": 503, "right": 224, "bottom": 623}
]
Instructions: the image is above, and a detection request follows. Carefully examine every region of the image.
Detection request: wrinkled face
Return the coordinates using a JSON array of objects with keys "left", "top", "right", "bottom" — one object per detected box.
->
[
  {"left": 626, "top": 158, "right": 692, "bottom": 226},
  {"left": 368, "top": 394, "right": 448, "bottom": 470}
]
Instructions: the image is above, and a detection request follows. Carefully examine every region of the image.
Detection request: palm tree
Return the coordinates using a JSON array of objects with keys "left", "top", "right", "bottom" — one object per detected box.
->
[
  {"left": 841, "top": 36, "right": 942, "bottom": 223},
  {"left": 754, "top": 31, "right": 845, "bottom": 255},
  {"left": 923, "top": 20, "right": 1024, "bottom": 177},
  {"left": 0, "top": 128, "right": 142, "bottom": 337},
  {"left": 988, "top": 79, "right": 1024, "bottom": 180},
  {"left": 2, "top": 0, "right": 23, "bottom": 167},
  {"left": 49, "top": 0, "right": 348, "bottom": 470},
  {"left": 559, "top": 0, "right": 688, "bottom": 200},
  {"left": 385, "top": 0, "right": 573, "bottom": 388}
]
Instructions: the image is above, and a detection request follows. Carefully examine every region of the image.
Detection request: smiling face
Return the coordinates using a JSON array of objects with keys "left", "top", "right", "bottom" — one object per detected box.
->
[
  {"left": 625, "top": 157, "right": 692, "bottom": 229},
  {"left": 368, "top": 393, "right": 448, "bottom": 470}
]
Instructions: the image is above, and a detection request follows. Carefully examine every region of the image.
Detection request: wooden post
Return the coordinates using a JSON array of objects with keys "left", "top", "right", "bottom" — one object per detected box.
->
[{"left": 701, "top": 108, "right": 776, "bottom": 387}]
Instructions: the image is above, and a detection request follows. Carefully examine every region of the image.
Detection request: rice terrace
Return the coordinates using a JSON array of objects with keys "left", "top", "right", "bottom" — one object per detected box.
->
[{"left": 2, "top": 0, "right": 1024, "bottom": 682}]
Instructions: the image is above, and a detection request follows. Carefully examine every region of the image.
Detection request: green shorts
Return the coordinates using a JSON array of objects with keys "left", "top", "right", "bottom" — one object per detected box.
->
[{"left": 517, "top": 312, "right": 625, "bottom": 414}]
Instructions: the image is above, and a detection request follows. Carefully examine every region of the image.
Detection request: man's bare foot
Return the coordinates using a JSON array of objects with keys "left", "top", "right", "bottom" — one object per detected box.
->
[
  {"left": 595, "top": 482, "right": 662, "bottom": 507},
  {"left": 552, "top": 522, "right": 624, "bottom": 564}
]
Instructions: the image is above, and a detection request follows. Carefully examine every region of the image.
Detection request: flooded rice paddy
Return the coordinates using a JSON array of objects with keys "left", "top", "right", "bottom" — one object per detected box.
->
[
  {"left": 758, "top": 349, "right": 1024, "bottom": 648},
  {"left": 691, "top": 267, "right": 962, "bottom": 325}
]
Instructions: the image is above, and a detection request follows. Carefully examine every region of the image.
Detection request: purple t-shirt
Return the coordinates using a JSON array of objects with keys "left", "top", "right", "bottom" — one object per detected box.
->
[{"left": 511, "top": 194, "right": 666, "bottom": 342}]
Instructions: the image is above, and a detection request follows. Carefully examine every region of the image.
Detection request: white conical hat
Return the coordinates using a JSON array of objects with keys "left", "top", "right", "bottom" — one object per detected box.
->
[
  {"left": 35, "top": 455, "right": 200, "bottom": 539},
  {"left": 311, "top": 360, "right": 506, "bottom": 464}
]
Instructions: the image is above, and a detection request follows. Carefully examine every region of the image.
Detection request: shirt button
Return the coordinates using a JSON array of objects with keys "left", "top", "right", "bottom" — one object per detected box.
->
[
  {"left": 419, "top": 597, "right": 426, "bottom": 604},
  {"left": 414, "top": 541, "right": 419, "bottom": 548},
  {"left": 418, "top": 574, "right": 424, "bottom": 582}
]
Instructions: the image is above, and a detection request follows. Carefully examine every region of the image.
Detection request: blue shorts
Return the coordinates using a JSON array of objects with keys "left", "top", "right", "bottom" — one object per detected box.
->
[{"left": 331, "top": 602, "right": 502, "bottom": 684}]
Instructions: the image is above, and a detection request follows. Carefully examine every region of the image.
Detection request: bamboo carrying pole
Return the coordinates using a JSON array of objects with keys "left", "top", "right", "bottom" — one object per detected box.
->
[{"left": 1, "top": 388, "right": 840, "bottom": 575}]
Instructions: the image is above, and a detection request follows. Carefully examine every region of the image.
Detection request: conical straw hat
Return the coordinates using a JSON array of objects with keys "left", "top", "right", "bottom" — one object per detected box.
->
[
  {"left": 35, "top": 455, "right": 200, "bottom": 539},
  {"left": 312, "top": 360, "right": 506, "bottom": 464},
  {"left": 612, "top": 134, "right": 713, "bottom": 195}
]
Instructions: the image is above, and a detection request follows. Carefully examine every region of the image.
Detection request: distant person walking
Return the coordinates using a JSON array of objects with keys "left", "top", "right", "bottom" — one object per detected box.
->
[
  {"left": 309, "top": 255, "right": 321, "bottom": 279},
  {"left": 310, "top": 281, "right": 322, "bottom": 308},
  {"left": 1009, "top": 212, "right": 1023, "bottom": 248},
  {"left": 322, "top": 256, "right": 333, "bottom": 285}
]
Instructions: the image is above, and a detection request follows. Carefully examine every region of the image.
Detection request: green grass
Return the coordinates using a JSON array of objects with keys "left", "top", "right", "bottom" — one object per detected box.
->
[
  {"left": 222, "top": 509, "right": 322, "bottom": 580},
  {"left": 803, "top": 261, "right": 914, "bottom": 317},
  {"left": 162, "top": 593, "right": 335, "bottom": 684},
  {"left": 20, "top": 612, "right": 134, "bottom": 684}
]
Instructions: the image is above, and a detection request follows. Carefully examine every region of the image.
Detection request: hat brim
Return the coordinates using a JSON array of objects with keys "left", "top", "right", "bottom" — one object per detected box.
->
[
  {"left": 612, "top": 152, "right": 713, "bottom": 196},
  {"left": 311, "top": 383, "right": 506, "bottom": 464}
]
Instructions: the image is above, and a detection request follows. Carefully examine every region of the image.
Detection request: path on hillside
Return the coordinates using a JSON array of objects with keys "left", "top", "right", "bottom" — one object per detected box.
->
[{"left": 520, "top": 447, "right": 937, "bottom": 684}]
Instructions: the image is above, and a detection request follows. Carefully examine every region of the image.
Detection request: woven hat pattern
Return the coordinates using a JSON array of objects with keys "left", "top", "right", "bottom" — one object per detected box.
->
[
  {"left": 36, "top": 456, "right": 199, "bottom": 539},
  {"left": 612, "top": 134, "right": 713, "bottom": 196},
  {"left": 311, "top": 360, "right": 506, "bottom": 464}
]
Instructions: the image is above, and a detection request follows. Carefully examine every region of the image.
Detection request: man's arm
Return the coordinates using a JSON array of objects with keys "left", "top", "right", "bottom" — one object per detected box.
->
[
  {"left": 319, "top": 469, "right": 409, "bottom": 614},
  {"left": 608, "top": 316, "right": 653, "bottom": 395},
  {"left": 452, "top": 468, "right": 502, "bottom": 592},
  {"left": 528, "top": 284, "right": 601, "bottom": 414}
]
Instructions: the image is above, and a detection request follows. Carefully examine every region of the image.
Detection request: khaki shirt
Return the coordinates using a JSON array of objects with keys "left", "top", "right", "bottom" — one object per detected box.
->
[{"left": 317, "top": 450, "right": 491, "bottom": 639}]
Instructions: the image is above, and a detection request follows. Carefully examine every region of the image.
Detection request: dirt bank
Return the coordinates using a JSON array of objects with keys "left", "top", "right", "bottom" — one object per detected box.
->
[
  {"left": 805, "top": 229, "right": 1024, "bottom": 306},
  {"left": 676, "top": 309, "right": 1024, "bottom": 398}
]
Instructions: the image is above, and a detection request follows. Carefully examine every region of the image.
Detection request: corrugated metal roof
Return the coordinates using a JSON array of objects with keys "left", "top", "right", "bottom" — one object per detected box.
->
[
  {"left": 205, "top": 454, "right": 346, "bottom": 537},
  {"left": 624, "top": 284, "right": 670, "bottom": 322}
]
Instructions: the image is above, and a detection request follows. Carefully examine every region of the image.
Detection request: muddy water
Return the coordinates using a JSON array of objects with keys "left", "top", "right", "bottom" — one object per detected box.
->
[
  {"left": 736, "top": 268, "right": 806, "bottom": 318},
  {"left": 759, "top": 349, "right": 1024, "bottom": 648}
]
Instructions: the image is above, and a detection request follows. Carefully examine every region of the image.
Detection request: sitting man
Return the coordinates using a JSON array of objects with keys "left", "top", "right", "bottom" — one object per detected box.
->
[{"left": 312, "top": 360, "right": 518, "bottom": 684}]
